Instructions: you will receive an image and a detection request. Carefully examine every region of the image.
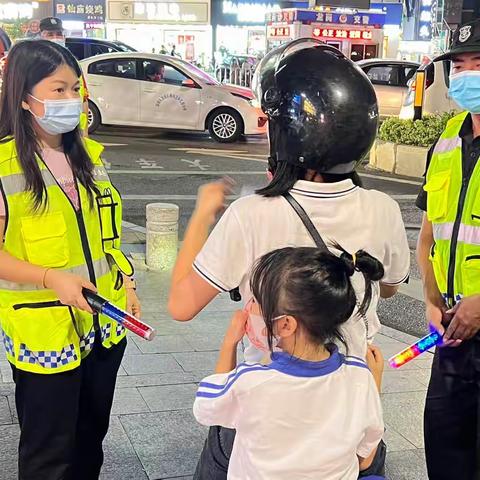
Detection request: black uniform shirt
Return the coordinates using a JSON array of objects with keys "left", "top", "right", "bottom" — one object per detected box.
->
[{"left": 416, "top": 114, "right": 480, "bottom": 211}]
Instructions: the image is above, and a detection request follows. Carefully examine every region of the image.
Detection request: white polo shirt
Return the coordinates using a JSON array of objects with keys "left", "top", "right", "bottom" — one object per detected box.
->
[
  {"left": 194, "top": 347, "right": 384, "bottom": 480},
  {"left": 194, "top": 179, "right": 410, "bottom": 360}
]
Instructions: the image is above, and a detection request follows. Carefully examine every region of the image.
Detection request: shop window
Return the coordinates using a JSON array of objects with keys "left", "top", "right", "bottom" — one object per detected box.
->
[
  {"left": 141, "top": 61, "right": 189, "bottom": 87},
  {"left": 365, "top": 65, "right": 401, "bottom": 87},
  {"left": 88, "top": 59, "right": 137, "bottom": 80}
]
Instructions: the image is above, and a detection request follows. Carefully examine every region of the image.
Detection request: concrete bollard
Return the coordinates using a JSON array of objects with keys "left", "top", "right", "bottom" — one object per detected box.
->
[{"left": 146, "top": 203, "right": 179, "bottom": 271}]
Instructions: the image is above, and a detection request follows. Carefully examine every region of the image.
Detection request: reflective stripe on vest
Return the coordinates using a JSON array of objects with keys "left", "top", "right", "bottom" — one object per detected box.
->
[
  {"left": 0, "top": 138, "right": 131, "bottom": 374},
  {"left": 425, "top": 111, "right": 480, "bottom": 305}
]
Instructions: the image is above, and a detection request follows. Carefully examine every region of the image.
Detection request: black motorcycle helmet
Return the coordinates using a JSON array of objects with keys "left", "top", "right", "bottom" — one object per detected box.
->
[{"left": 252, "top": 39, "right": 378, "bottom": 174}]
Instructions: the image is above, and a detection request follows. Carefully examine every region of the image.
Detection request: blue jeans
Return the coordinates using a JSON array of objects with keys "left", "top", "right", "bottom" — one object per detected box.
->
[{"left": 193, "top": 426, "right": 386, "bottom": 479}]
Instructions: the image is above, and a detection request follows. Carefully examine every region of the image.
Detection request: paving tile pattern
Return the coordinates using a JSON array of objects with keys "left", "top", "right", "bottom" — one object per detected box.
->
[{"left": 0, "top": 266, "right": 431, "bottom": 479}]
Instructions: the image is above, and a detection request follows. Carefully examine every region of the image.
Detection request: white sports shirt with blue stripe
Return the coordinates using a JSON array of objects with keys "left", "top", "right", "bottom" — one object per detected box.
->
[{"left": 194, "top": 346, "right": 384, "bottom": 480}]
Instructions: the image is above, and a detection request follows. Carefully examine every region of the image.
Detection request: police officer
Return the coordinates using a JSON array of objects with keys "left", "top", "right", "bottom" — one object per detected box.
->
[
  {"left": 416, "top": 19, "right": 480, "bottom": 480},
  {"left": 40, "top": 17, "right": 90, "bottom": 135},
  {"left": 169, "top": 39, "right": 410, "bottom": 479}
]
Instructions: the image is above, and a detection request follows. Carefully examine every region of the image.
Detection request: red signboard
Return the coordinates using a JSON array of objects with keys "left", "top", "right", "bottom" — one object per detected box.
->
[{"left": 312, "top": 28, "right": 373, "bottom": 40}]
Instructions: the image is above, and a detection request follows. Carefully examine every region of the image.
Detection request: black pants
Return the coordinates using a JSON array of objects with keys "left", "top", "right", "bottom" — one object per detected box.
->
[
  {"left": 424, "top": 340, "right": 480, "bottom": 480},
  {"left": 193, "top": 426, "right": 386, "bottom": 479},
  {"left": 10, "top": 335, "right": 126, "bottom": 480}
]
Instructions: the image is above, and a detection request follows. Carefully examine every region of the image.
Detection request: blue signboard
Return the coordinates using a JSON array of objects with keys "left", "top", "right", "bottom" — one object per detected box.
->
[
  {"left": 371, "top": 2, "right": 402, "bottom": 26},
  {"left": 267, "top": 8, "right": 386, "bottom": 27},
  {"left": 54, "top": 0, "right": 105, "bottom": 22}
]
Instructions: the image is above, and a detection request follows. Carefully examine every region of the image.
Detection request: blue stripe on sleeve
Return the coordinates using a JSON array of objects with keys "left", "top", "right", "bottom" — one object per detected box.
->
[
  {"left": 344, "top": 360, "right": 369, "bottom": 370},
  {"left": 196, "top": 366, "right": 270, "bottom": 399},
  {"left": 198, "top": 363, "right": 267, "bottom": 390},
  {"left": 346, "top": 355, "right": 366, "bottom": 364}
]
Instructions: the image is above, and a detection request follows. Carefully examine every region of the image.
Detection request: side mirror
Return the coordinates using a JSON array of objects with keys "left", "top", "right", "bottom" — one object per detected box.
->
[{"left": 182, "top": 78, "right": 196, "bottom": 88}]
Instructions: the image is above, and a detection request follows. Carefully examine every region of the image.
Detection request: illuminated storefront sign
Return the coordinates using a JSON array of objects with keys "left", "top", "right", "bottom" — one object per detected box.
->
[
  {"left": 222, "top": 1, "right": 280, "bottom": 23},
  {"left": 108, "top": 0, "right": 209, "bottom": 23},
  {"left": 417, "top": 0, "right": 434, "bottom": 41},
  {"left": 266, "top": 9, "right": 385, "bottom": 27},
  {"left": 0, "top": 3, "right": 35, "bottom": 20},
  {"left": 268, "top": 25, "right": 291, "bottom": 36},
  {"left": 312, "top": 27, "right": 373, "bottom": 40},
  {"left": 55, "top": 0, "right": 105, "bottom": 21}
]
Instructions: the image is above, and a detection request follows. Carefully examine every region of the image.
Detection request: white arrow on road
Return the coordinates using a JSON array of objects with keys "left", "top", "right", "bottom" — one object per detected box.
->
[
  {"left": 181, "top": 159, "right": 210, "bottom": 170},
  {"left": 170, "top": 147, "right": 267, "bottom": 163}
]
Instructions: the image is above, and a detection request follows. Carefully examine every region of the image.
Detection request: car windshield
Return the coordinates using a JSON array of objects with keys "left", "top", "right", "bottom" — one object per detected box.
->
[{"left": 180, "top": 61, "right": 219, "bottom": 85}]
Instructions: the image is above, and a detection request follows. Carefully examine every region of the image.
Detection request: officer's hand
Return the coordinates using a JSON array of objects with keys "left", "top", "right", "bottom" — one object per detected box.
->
[
  {"left": 444, "top": 295, "right": 480, "bottom": 342},
  {"left": 44, "top": 269, "right": 96, "bottom": 314},
  {"left": 194, "top": 178, "right": 235, "bottom": 225},
  {"left": 426, "top": 300, "right": 460, "bottom": 348}
]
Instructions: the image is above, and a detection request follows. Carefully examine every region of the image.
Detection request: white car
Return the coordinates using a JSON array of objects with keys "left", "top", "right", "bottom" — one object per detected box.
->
[
  {"left": 80, "top": 52, "right": 267, "bottom": 142},
  {"left": 357, "top": 59, "right": 420, "bottom": 117}
]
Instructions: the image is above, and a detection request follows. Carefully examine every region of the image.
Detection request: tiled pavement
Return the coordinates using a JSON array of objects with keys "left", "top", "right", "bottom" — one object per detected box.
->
[{"left": 0, "top": 235, "right": 433, "bottom": 479}]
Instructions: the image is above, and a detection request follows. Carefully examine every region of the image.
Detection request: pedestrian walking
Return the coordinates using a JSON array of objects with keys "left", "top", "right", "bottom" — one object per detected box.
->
[
  {"left": 168, "top": 39, "right": 409, "bottom": 479},
  {"left": 194, "top": 247, "right": 386, "bottom": 479},
  {"left": 416, "top": 19, "right": 480, "bottom": 480},
  {"left": 0, "top": 40, "right": 139, "bottom": 480}
]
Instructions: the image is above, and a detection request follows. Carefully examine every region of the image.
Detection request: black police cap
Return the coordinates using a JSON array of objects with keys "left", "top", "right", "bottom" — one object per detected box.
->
[{"left": 39, "top": 17, "right": 63, "bottom": 33}]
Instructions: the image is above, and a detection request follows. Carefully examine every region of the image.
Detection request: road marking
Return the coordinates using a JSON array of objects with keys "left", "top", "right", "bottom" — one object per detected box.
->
[
  {"left": 170, "top": 147, "right": 267, "bottom": 163},
  {"left": 390, "top": 194, "right": 418, "bottom": 200},
  {"left": 103, "top": 143, "right": 128, "bottom": 147},
  {"left": 181, "top": 159, "right": 210, "bottom": 170},
  {"left": 136, "top": 158, "right": 163, "bottom": 169},
  {"left": 399, "top": 278, "right": 424, "bottom": 302},
  {"left": 360, "top": 172, "right": 422, "bottom": 186}
]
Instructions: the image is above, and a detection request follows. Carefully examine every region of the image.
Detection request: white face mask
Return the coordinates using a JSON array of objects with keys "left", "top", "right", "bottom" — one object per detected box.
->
[
  {"left": 50, "top": 38, "right": 66, "bottom": 48},
  {"left": 28, "top": 94, "right": 82, "bottom": 135},
  {"left": 244, "top": 298, "right": 282, "bottom": 353}
]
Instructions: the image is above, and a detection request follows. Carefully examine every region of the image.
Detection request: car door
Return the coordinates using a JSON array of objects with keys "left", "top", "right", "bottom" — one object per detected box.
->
[
  {"left": 363, "top": 64, "right": 405, "bottom": 116},
  {"left": 86, "top": 58, "right": 140, "bottom": 125},
  {"left": 139, "top": 59, "right": 201, "bottom": 129}
]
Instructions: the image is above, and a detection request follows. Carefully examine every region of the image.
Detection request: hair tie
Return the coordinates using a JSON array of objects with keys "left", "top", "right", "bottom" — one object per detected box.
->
[{"left": 352, "top": 253, "right": 357, "bottom": 267}]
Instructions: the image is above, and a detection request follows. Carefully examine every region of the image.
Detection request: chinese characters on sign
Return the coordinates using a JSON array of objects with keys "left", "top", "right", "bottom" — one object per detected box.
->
[
  {"left": 312, "top": 27, "right": 373, "bottom": 40},
  {"left": 417, "top": 0, "right": 434, "bottom": 41},
  {"left": 268, "top": 26, "right": 291, "bottom": 37},
  {"left": 55, "top": 0, "right": 105, "bottom": 21}
]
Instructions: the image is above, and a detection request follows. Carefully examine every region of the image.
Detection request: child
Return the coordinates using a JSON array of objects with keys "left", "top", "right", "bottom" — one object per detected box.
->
[
  {"left": 194, "top": 246, "right": 385, "bottom": 480},
  {"left": 0, "top": 40, "right": 139, "bottom": 479}
]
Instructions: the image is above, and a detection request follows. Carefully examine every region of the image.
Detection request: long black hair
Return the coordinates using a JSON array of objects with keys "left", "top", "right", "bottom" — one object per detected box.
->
[
  {"left": 250, "top": 246, "right": 384, "bottom": 351},
  {"left": 256, "top": 156, "right": 363, "bottom": 197},
  {"left": 0, "top": 40, "right": 97, "bottom": 209}
]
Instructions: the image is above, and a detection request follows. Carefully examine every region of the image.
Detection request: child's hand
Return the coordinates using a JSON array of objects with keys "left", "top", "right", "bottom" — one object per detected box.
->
[
  {"left": 366, "top": 345, "right": 384, "bottom": 392},
  {"left": 224, "top": 310, "right": 247, "bottom": 345}
]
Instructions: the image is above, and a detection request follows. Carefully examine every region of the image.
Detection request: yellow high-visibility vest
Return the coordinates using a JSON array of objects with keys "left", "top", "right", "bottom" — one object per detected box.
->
[
  {"left": 425, "top": 111, "right": 480, "bottom": 306},
  {"left": 0, "top": 138, "right": 133, "bottom": 374}
]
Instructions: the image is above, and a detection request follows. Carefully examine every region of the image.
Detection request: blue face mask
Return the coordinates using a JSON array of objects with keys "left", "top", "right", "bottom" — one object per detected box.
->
[
  {"left": 449, "top": 71, "right": 480, "bottom": 114},
  {"left": 29, "top": 94, "right": 82, "bottom": 135}
]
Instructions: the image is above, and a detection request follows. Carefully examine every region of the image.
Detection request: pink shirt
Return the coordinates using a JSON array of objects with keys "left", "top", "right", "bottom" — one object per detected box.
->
[{"left": 0, "top": 148, "right": 79, "bottom": 216}]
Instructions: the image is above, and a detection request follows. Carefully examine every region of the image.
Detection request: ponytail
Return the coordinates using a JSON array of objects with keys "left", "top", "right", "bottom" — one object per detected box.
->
[{"left": 335, "top": 244, "right": 385, "bottom": 317}]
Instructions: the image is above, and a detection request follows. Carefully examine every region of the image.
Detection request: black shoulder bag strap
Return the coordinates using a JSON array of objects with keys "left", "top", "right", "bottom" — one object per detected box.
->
[
  {"left": 283, "top": 193, "right": 329, "bottom": 251},
  {"left": 283, "top": 192, "right": 369, "bottom": 339}
]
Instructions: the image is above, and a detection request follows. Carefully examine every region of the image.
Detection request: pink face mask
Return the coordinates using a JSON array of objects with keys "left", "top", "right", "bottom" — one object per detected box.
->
[{"left": 244, "top": 298, "right": 281, "bottom": 353}]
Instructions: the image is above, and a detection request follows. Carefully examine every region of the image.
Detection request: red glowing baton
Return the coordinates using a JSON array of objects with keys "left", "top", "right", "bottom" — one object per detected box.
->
[
  {"left": 83, "top": 289, "right": 156, "bottom": 341},
  {"left": 388, "top": 330, "right": 442, "bottom": 368}
]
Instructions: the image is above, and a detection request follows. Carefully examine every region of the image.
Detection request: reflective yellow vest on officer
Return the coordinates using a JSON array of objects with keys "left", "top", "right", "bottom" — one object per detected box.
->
[
  {"left": 425, "top": 111, "right": 480, "bottom": 307},
  {"left": 0, "top": 138, "right": 133, "bottom": 374}
]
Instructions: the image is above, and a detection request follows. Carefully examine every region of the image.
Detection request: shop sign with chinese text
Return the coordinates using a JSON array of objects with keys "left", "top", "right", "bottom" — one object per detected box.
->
[
  {"left": 55, "top": 0, "right": 105, "bottom": 21},
  {"left": 266, "top": 8, "right": 385, "bottom": 27},
  {"left": 312, "top": 27, "right": 373, "bottom": 40}
]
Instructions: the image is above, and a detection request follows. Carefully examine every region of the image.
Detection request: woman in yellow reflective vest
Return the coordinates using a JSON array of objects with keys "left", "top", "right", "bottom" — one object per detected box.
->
[{"left": 0, "top": 40, "right": 141, "bottom": 480}]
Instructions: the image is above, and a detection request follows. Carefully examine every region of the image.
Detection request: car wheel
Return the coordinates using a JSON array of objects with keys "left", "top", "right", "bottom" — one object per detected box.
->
[
  {"left": 208, "top": 108, "right": 243, "bottom": 143},
  {"left": 88, "top": 101, "right": 101, "bottom": 134}
]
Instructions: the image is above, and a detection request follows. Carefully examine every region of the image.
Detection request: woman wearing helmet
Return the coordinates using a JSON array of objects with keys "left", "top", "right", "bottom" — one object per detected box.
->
[{"left": 168, "top": 40, "right": 409, "bottom": 478}]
